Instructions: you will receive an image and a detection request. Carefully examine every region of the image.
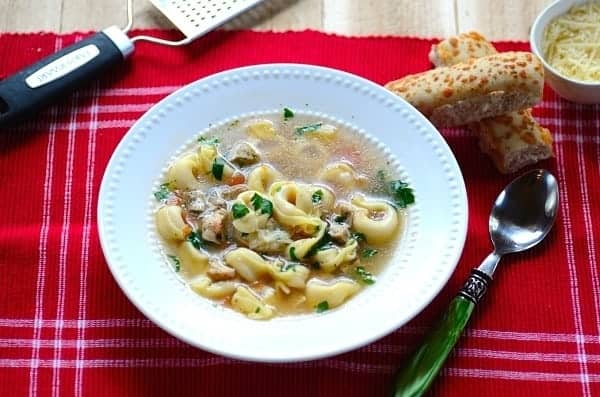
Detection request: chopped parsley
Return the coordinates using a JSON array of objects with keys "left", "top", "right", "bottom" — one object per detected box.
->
[
  {"left": 198, "top": 136, "right": 220, "bottom": 145},
  {"left": 251, "top": 193, "right": 273, "bottom": 217},
  {"left": 289, "top": 246, "right": 299, "bottom": 261},
  {"left": 153, "top": 182, "right": 173, "bottom": 202},
  {"left": 167, "top": 255, "right": 181, "bottom": 272},
  {"left": 187, "top": 231, "right": 205, "bottom": 250},
  {"left": 295, "top": 122, "right": 322, "bottom": 136},
  {"left": 211, "top": 157, "right": 225, "bottom": 180},
  {"left": 311, "top": 189, "right": 323, "bottom": 204},
  {"left": 306, "top": 232, "right": 332, "bottom": 257},
  {"left": 255, "top": 307, "right": 261, "bottom": 313},
  {"left": 315, "top": 301, "right": 329, "bottom": 313},
  {"left": 334, "top": 215, "right": 347, "bottom": 224},
  {"left": 362, "top": 248, "right": 379, "bottom": 258},
  {"left": 232, "top": 203, "right": 250, "bottom": 219},
  {"left": 377, "top": 170, "right": 415, "bottom": 208},
  {"left": 355, "top": 266, "right": 375, "bottom": 285},
  {"left": 389, "top": 180, "right": 415, "bottom": 208},
  {"left": 351, "top": 231, "right": 366, "bottom": 243},
  {"left": 280, "top": 262, "right": 297, "bottom": 272},
  {"left": 283, "top": 107, "right": 294, "bottom": 120}
]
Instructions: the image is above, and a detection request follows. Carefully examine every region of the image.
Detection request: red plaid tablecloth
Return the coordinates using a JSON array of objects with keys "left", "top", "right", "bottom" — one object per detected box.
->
[{"left": 0, "top": 29, "right": 599, "bottom": 397}]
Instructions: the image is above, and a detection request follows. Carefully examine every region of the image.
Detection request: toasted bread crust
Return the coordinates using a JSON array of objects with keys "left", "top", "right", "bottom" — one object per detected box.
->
[
  {"left": 426, "top": 32, "right": 553, "bottom": 173},
  {"left": 385, "top": 51, "right": 545, "bottom": 127}
]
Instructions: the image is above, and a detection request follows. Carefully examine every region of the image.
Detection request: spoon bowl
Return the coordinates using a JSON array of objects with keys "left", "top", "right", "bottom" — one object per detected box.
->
[{"left": 490, "top": 169, "right": 559, "bottom": 255}]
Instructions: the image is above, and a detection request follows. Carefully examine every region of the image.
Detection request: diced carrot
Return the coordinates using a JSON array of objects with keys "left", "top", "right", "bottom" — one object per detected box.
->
[{"left": 226, "top": 171, "right": 246, "bottom": 186}]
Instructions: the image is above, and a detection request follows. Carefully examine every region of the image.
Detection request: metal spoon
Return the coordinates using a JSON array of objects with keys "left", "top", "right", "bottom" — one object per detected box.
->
[{"left": 391, "top": 169, "right": 559, "bottom": 397}]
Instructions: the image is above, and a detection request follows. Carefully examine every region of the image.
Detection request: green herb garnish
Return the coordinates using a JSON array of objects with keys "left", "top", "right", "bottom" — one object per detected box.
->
[
  {"left": 351, "top": 231, "right": 366, "bottom": 243},
  {"left": 250, "top": 193, "right": 273, "bottom": 217},
  {"left": 311, "top": 189, "right": 323, "bottom": 204},
  {"left": 212, "top": 157, "right": 225, "bottom": 180},
  {"left": 289, "top": 246, "right": 299, "bottom": 261},
  {"left": 167, "top": 255, "right": 181, "bottom": 272},
  {"left": 153, "top": 182, "right": 173, "bottom": 202},
  {"left": 255, "top": 307, "right": 261, "bottom": 313},
  {"left": 280, "top": 262, "right": 297, "bottom": 272},
  {"left": 187, "top": 231, "right": 205, "bottom": 250},
  {"left": 198, "top": 136, "right": 220, "bottom": 145},
  {"left": 283, "top": 107, "right": 294, "bottom": 120},
  {"left": 232, "top": 203, "right": 250, "bottom": 219},
  {"left": 362, "top": 248, "right": 379, "bottom": 258},
  {"left": 355, "top": 266, "right": 375, "bottom": 285},
  {"left": 315, "top": 301, "right": 329, "bottom": 313},
  {"left": 295, "top": 122, "right": 322, "bottom": 136},
  {"left": 306, "top": 232, "right": 332, "bottom": 257},
  {"left": 334, "top": 215, "right": 347, "bottom": 224},
  {"left": 376, "top": 171, "right": 415, "bottom": 208},
  {"left": 389, "top": 180, "right": 415, "bottom": 208}
]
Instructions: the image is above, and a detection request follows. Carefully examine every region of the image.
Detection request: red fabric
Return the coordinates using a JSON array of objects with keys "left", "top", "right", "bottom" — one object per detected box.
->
[{"left": 0, "top": 29, "right": 599, "bottom": 397}]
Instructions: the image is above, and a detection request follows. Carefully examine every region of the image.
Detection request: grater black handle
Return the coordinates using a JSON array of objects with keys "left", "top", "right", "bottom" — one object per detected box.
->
[{"left": 0, "top": 26, "right": 133, "bottom": 128}]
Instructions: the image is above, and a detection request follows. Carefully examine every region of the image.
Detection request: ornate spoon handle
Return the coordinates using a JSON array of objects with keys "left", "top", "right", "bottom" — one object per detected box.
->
[{"left": 391, "top": 269, "right": 491, "bottom": 397}]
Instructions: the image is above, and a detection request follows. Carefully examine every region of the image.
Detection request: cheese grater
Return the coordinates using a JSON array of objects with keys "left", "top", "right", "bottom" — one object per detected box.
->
[{"left": 0, "top": 0, "right": 265, "bottom": 127}]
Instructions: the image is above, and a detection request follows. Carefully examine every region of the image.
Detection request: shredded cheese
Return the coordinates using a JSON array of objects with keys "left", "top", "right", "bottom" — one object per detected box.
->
[{"left": 543, "top": 2, "right": 600, "bottom": 82}]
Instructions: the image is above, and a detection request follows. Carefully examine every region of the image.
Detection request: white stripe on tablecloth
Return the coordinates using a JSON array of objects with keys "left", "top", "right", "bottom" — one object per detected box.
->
[
  {"left": 95, "top": 103, "right": 154, "bottom": 113},
  {"left": 74, "top": 84, "right": 99, "bottom": 397},
  {"left": 51, "top": 89, "right": 79, "bottom": 397},
  {"left": 444, "top": 368, "right": 600, "bottom": 383},
  {"left": 28, "top": 37, "right": 61, "bottom": 397},
  {"left": 555, "top": 105, "right": 591, "bottom": 396},
  {"left": 4, "top": 318, "right": 600, "bottom": 343},
  {"left": 9, "top": 339, "right": 600, "bottom": 364},
  {"left": 6, "top": 357, "right": 600, "bottom": 382},
  {"left": 575, "top": 106, "right": 600, "bottom": 346},
  {"left": 361, "top": 344, "right": 600, "bottom": 363},
  {"left": 99, "top": 85, "right": 181, "bottom": 97}
]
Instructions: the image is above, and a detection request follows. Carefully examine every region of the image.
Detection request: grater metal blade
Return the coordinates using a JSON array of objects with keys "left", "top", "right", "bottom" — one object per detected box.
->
[{"left": 149, "top": 0, "right": 265, "bottom": 42}]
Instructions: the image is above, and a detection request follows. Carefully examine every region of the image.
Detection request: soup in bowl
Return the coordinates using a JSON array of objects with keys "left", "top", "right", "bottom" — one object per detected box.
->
[{"left": 153, "top": 110, "right": 415, "bottom": 320}]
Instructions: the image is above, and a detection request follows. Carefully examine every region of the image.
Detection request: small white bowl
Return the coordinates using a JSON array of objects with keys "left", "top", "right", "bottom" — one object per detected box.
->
[{"left": 530, "top": 0, "right": 600, "bottom": 104}]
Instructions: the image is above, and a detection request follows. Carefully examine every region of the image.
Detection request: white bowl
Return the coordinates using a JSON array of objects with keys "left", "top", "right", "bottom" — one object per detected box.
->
[
  {"left": 530, "top": 0, "right": 600, "bottom": 104},
  {"left": 97, "top": 64, "right": 468, "bottom": 362}
]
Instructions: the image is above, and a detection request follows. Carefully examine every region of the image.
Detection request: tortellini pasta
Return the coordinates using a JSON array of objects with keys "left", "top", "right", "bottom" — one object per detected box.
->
[
  {"left": 155, "top": 113, "right": 413, "bottom": 319},
  {"left": 247, "top": 164, "right": 282, "bottom": 193},
  {"left": 190, "top": 276, "right": 238, "bottom": 299},
  {"left": 224, "top": 248, "right": 310, "bottom": 289},
  {"left": 231, "top": 286, "right": 275, "bottom": 320},
  {"left": 167, "top": 153, "right": 200, "bottom": 190},
  {"left": 269, "top": 181, "right": 323, "bottom": 234},
  {"left": 351, "top": 194, "right": 399, "bottom": 244},
  {"left": 305, "top": 124, "right": 338, "bottom": 141},
  {"left": 295, "top": 185, "right": 335, "bottom": 216},
  {"left": 319, "top": 161, "right": 368, "bottom": 190},
  {"left": 246, "top": 119, "right": 277, "bottom": 139},
  {"left": 313, "top": 239, "right": 358, "bottom": 273},
  {"left": 177, "top": 241, "right": 209, "bottom": 275},
  {"left": 286, "top": 221, "right": 326, "bottom": 259},
  {"left": 197, "top": 144, "right": 218, "bottom": 174},
  {"left": 224, "top": 248, "right": 270, "bottom": 282},
  {"left": 305, "top": 278, "right": 361, "bottom": 309},
  {"left": 231, "top": 191, "right": 270, "bottom": 234},
  {"left": 156, "top": 205, "right": 190, "bottom": 241}
]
